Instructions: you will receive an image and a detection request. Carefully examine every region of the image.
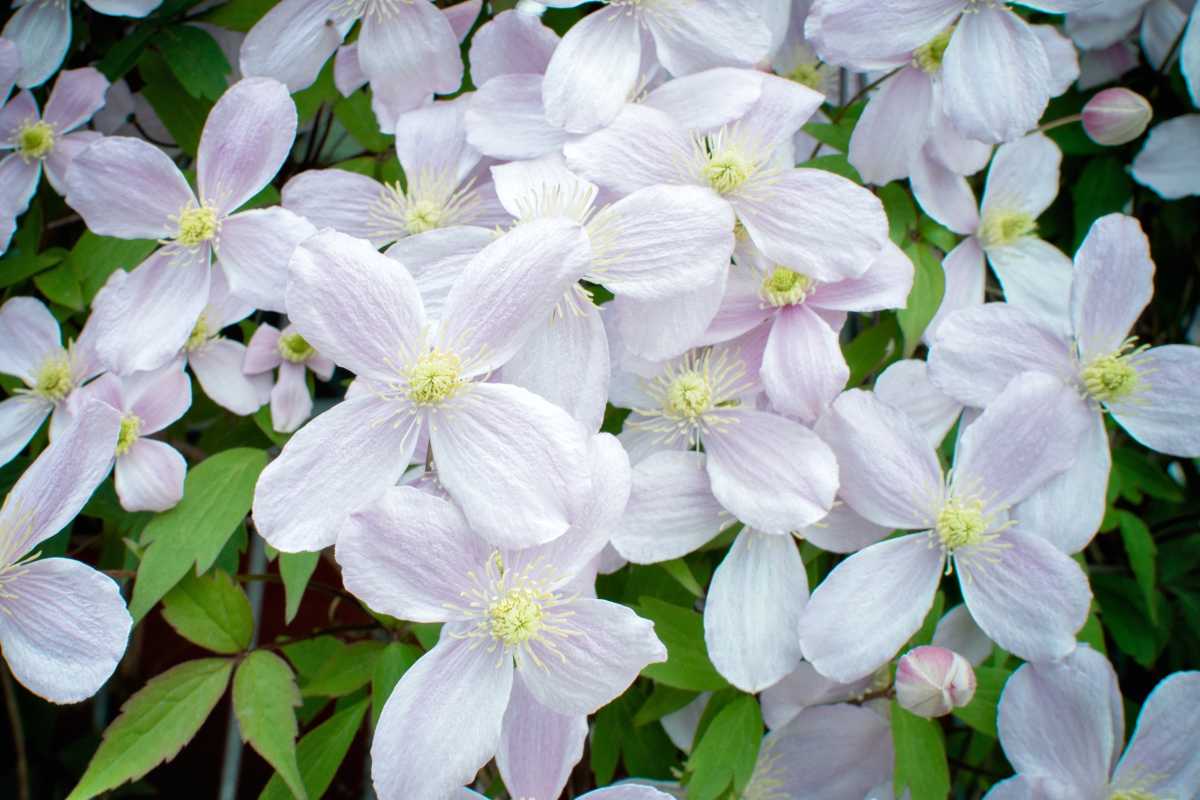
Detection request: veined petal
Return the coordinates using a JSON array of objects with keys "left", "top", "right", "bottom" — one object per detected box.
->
[
  {"left": 1131, "top": 115, "right": 1200, "bottom": 201},
  {"left": 3, "top": 0, "right": 71, "bottom": 88},
  {"left": 465, "top": 73, "right": 568, "bottom": 161},
  {"left": 562, "top": 104, "right": 695, "bottom": 196},
  {"left": 239, "top": 0, "right": 345, "bottom": 92},
  {"left": 1112, "top": 671, "right": 1200, "bottom": 798},
  {"left": 645, "top": 0, "right": 770, "bottom": 77},
  {"left": 359, "top": 0, "right": 462, "bottom": 96},
  {"left": 924, "top": 236, "right": 986, "bottom": 343},
  {"left": 873, "top": 359, "right": 962, "bottom": 449},
  {"left": 496, "top": 675, "right": 588, "bottom": 800},
  {"left": 848, "top": 67, "right": 935, "bottom": 186},
  {"left": 1070, "top": 213, "right": 1154, "bottom": 361},
  {"left": 43, "top": 130, "right": 100, "bottom": 196},
  {"left": 282, "top": 169, "right": 385, "bottom": 244},
  {"left": 0, "top": 397, "right": 51, "bottom": 467},
  {"left": 393, "top": 100, "right": 478, "bottom": 188},
  {"left": 0, "top": 296, "right": 61, "bottom": 382},
  {"left": 542, "top": 5, "right": 642, "bottom": 134},
  {"left": 43, "top": 67, "right": 108, "bottom": 133},
  {"left": 611, "top": 270, "right": 729, "bottom": 362},
  {"left": 468, "top": 8, "right": 560, "bottom": 85},
  {"left": 217, "top": 207, "right": 316, "bottom": 313},
  {"left": 932, "top": 604, "right": 994, "bottom": 667},
  {"left": 801, "top": 503, "right": 892, "bottom": 554},
  {"left": 980, "top": 132, "right": 1063, "bottom": 221},
  {"left": 642, "top": 67, "right": 764, "bottom": 133},
  {"left": 1109, "top": 345, "right": 1200, "bottom": 458},
  {"left": 909, "top": 149, "right": 980, "bottom": 236},
  {"left": 761, "top": 662, "right": 874, "bottom": 730},
  {"left": 805, "top": 0, "right": 963, "bottom": 70},
  {"left": 115, "top": 438, "right": 186, "bottom": 512},
  {"left": 189, "top": 339, "right": 270, "bottom": 415},
  {"left": 269, "top": 361, "right": 312, "bottom": 434},
  {"left": 760, "top": 305, "right": 847, "bottom": 424}
]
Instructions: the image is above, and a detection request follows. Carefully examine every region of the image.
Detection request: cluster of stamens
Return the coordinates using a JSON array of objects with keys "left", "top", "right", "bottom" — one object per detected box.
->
[
  {"left": 1081, "top": 339, "right": 1146, "bottom": 405},
  {"left": 406, "top": 349, "right": 464, "bottom": 406},
  {"left": 16, "top": 120, "right": 55, "bottom": 161},
  {"left": 629, "top": 348, "right": 750, "bottom": 449},
  {"left": 978, "top": 209, "right": 1037, "bottom": 250},
  {"left": 175, "top": 205, "right": 220, "bottom": 248},
  {"left": 116, "top": 415, "right": 142, "bottom": 456},
  {"left": 186, "top": 314, "right": 212, "bottom": 352},
  {"left": 935, "top": 496, "right": 990, "bottom": 551},
  {"left": 760, "top": 266, "right": 814, "bottom": 307},
  {"left": 913, "top": 26, "right": 955, "bottom": 73},
  {"left": 370, "top": 169, "right": 480, "bottom": 240},
  {"left": 32, "top": 354, "right": 74, "bottom": 402},
  {"left": 277, "top": 331, "right": 315, "bottom": 364}
]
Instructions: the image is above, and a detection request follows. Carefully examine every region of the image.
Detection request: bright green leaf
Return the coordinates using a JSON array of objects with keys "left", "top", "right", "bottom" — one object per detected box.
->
[
  {"left": 371, "top": 643, "right": 421, "bottom": 728},
  {"left": 234, "top": 651, "right": 307, "bottom": 800},
  {"left": 162, "top": 570, "right": 254, "bottom": 653},
  {"left": 279, "top": 550, "right": 320, "bottom": 624},
  {"left": 636, "top": 597, "right": 729, "bottom": 692},
  {"left": 951, "top": 665, "right": 1011, "bottom": 737},
  {"left": 659, "top": 558, "right": 704, "bottom": 598},
  {"left": 158, "top": 25, "right": 231, "bottom": 100},
  {"left": 797, "top": 153, "right": 863, "bottom": 183},
  {"left": 633, "top": 684, "right": 698, "bottom": 727},
  {"left": 897, "top": 241, "right": 944, "bottom": 355},
  {"left": 879, "top": 182, "right": 917, "bottom": 245},
  {"left": 197, "top": 0, "right": 276, "bottom": 31},
  {"left": 891, "top": 701, "right": 950, "bottom": 800},
  {"left": 685, "top": 694, "right": 762, "bottom": 800},
  {"left": 300, "top": 641, "right": 385, "bottom": 697},
  {"left": 65, "top": 232, "right": 157, "bottom": 304},
  {"left": 259, "top": 697, "right": 368, "bottom": 800},
  {"left": 1117, "top": 510, "right": 1158, "bottom": 623},
  {"left": 138, "top": 50, "right": 213, "bottom": 155},
  {"left": 33, "top": 262, "right": 85, "bottom": 310},
  {"left": 334, "top": 90, "right": 392, "bottom": 153}
]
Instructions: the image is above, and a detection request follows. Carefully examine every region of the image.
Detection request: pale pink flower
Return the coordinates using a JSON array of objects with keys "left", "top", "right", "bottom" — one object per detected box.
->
[
  {"left": 1082, "top": 87, "right": 1153, "bottom": 145},
  {"left": 895, "top": 645, "right": 977, "bottom": 718},
  {"left": 243, "top": 323, "right": 335, "bottom": 434},
  {"left": 0, "top": 38, "right": 18, "bottom": 106}
]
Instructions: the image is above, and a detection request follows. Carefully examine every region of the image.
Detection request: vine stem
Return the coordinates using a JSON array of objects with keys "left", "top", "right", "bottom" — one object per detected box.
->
[
  {"left": 808, "top": 66, "right": 903, "bottom": 160},
  {"left": 1, "top": 664, "right": 31, "bottom": 800},
  {"left": 1036, "top": 113, "right": 1083, "bottom": 134}
]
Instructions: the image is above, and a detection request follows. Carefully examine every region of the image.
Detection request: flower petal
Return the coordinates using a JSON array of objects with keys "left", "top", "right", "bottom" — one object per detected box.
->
[
  {"left": 1131, "top": 114, "right": 1200, "bottom": 200},
  {"left": 1110, "top": 344, "right": 1200, "bottom": 458},
  {"left": 761, "top": 662, "right": 874, "bottom": 730},
  {"left": 282, "top": 168, "right": 388, "bottom": 243},
  {"left": 217, "top": 207, "right": 315, "bottom": 312},
  {"left": 1112, "top": 671, "right": 1200, "bottom": 798},
  {"left": 496, "top": 674, "right": 588, "bottom": 800},
  {"left": 358, "top": 0, "right": 462, "bottom": 96},
  {"left": 115, "top": 438, "right": 185, "bottom": 512},
  {"left": 980, "top": 133, "right": 1062, "bottom": 221},
  {"left": 42, "top": 129, "right": 99, "bottom": 196},
  {"left": 563, "top": 104, "right": 695, "bottom": 196},
  {"left": 468, "top": 8, "right": 559, "bottom": 85},
  {"left": 611, "top": 270, "right": 729, "bottom": 362},
  {"left": 0, "top": 397, "right": 50, "bottom": 467},
  {"left": 848, "top": 67, "right": 934, "bottom": 186},
  {"left": 987, "top": 237, "right": 1075, "bottom": 335},
  {"left": 761, "top": 305, "right": 847, "bottom": 424},
  {"left": 465, "top": 73, "right": 567, "bottom": 161},
  {"left": 932, "top": 604, "right": 994, "bottom": 667},
  {"left": 873, "top": 358, "right": 962, "bottom": 448},
  {"left": 393, "top": 99, "right": 478, "bottom": 187},
  {"left": 808, "top": 240, "right": 915, "bottom": 313},
  {"left": 2, "top": 0, "right": 71, "bottom": 88},
  {"left": 801, "top": 503, "right": 892, "bottom": 554},
  {"left": 1070, "top": 213, "right": 1154, "bottom": 361},
  {"left": 805, "top": 0, "right": 963, "bottom": 70},
  {"left": 924, "top": 237, "right": 986, "bottom": 342},
  {"left": 189, "top": 339, "right": 270, "bottom": 415},
  {"left": 645, "top": 0, "right": 769, "bottom": 77},
  {"left": 0, "top": 295, "right": 61, "bottom": 383},
  {"left": 238, "top": 0, "right": 344, "bottom": 92},
  {"left": 909, "top": 149, "right": 980, "bottom": 236},
  {"left": 542, "top": 5, "right": 642, "bottom": 134},
  {"left": 642, "top": 67, "right": 764, "bottom": 133}
]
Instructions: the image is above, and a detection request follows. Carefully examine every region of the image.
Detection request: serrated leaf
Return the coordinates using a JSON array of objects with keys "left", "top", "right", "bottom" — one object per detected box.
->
[
  {"left": 279, "top": 551, "right": 319, "bottom": 624},
  {"left": 158, "top": 25, "right": 231, "bottom": 100},
  {"left": 685, "top": 694, "right": 762, "bottom": 800},
  {"left": 129, "top": 448, "right": 267, "bottom": 621},
  {"left": 300, "top": 640, "right": 385, "bottom": 697},
  {"left": 636, "top": 597, "right": 729, "bottom": 692},
  {"left": 234, "top": 651, "right": 307, "bottom": 800},
  {"left": 162, "top": 570, "right": 254, "bottom": 653},
  {"left": 897, "top": 241, "right": 944, "bottom": 355},
  {"left": 891, "top": 701, "right": 950, "bottom": 800},
  {"left": 951, "top": 665, "right": 1011, "bottom": 737},
  {"left": 67, "top": 658, "right": 234, "bottom": 800},
  {"left": 371, "top": 643, "right": 422, "bottom": 728},
  {"left": 259, "top": 697, "right": 368, "bottom": 800}
]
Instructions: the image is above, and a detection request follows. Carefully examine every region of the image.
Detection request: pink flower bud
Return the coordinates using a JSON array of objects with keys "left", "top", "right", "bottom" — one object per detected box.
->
[
  {"left": 1083, "top": 88, "right": 1152, "bottom": 146},
  {"left": 895, "top": 646, "right": 977, "bottom": 718}
]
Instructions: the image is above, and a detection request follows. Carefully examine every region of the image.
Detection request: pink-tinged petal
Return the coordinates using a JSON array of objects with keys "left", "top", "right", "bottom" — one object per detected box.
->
[
  {"left": 705, "top": 529, "right": 807, "bottom": 692},
  {"left": 646, "top": 0, "right": 769, "bottom": 76},
  {"left": 393, "top": 100, "right": 477, "bottom": 187},
  {"left": 848, "top": 67, "right": 935, "bottom": 186},
  {"left": 489, "top": 153, "right": 593, "bottom": 220},
  {"left": 253, "top": 395, "right": 421, "bottom": 552},
  {"left": 0, "top": 38, "right": 17, "bottom": 102},
  {"left": 542, "top": 6, "right": 642, "bottom": 134},
  {"left": 705, "top": 408, "right": 838, "bottom": 534},
  {"left": 1109, "top": 344, "right": 1200, "bottom": 457},
  {"left": 982, "top": 775, "right": 1075, "bottom": 800},
  {"left": 757, "top": 704, "right": 894, "bottom": 800},
  {"left": 805, "top": 0, "right": 961, "bottom": 69},
  {"left": 126, "top": 362, "right": 191, "bottom": 433},
  {"left": 611, "top": 270, "right": 729, "bottom": 362},
  {"left": 218, "top": 207, "right": 315, "bottom": 312},
  {"left": 761, "top": 662, "right": 873, "bottom": 730},
  {"left": 269, "top": 360, "right": 312, "bottom": 434},
  {"left": 699, "top": 266, "right": 772, "bottom": 345},
  {"left": 336, "top": 485, "right": 489, "bottom": 623},
  {"left": 581, "top": 789, "right": 676, "bottom": 800},
  {"left": 995, "top": 646, "right": 1120, "bottom": 795},
  {"left": 733, "top": 168, "right": 888, "bottom": 282},
  {"left": 642, "top": 67, "right": 764, "bottom": 133},
  {"left": 239, "top": 0, "right": 344, "bottom": 92},
  {"left": 198, "top": 78, "right": 296, "bottom": 215},
  {"left": 367, "top": 71, "right": 433, "bottom": 135},
  {"left": 286, "top": 229, "right": 425, "bottom": 382},
  {"left": 243, "top": 323, "right": 282, "bottom": 374},
  {"left": 924, "top": 237, "right": 987, "bottom": 342},
  {"left": 2, "top": 0, "right": 70, "bottom": 88},
  {"left": 0, "top": 397, "right": 50, "bottom": 467},
  {"left": 1131, "top": 114, "right": 1200, "bottom": 200},
  {"left": 0, "top": 295, "right": 61, "bottom": 382},
  {"left": 497, "top": 675, "right": 587, "bottom": 800},
  {"left": 910, "top": 150, "right": 980, "bottom": 236},
  {"left": 91, "top": 248, "right": 211, "bottom": 375},
  {"left": 987, "top": 237, "right": 1074, "bottom": 335},
  {"left": 432, "top": 382, "right": 591, "bottom": 549},
  {"left": 1031, "top": 23, "right": 1080, "bottom": 96},
  {"left": 612, "top": 450, "right": 730, "bottom": 564},
  {"left": 372, "top": 636, "right": 513, "bottom": 800},
  {"left": 387, "top": 226, "right": 493, "bottom": 321},
  {"left": 1141, "top": 0, "right": 1188, "bottom": 69},
  {"left": 725, "top": 73, "right": 820, "bottom": 155},
  {"left": 0, "top": 90, "right": 38, "bottom": 142},
  {"left": 443, "top": 0, "right": 480, "bottom": 41},
  {"left": 1070, "top": 213, "right": 1153, "bottom": 361},
  {"left": 43, "top": 67, "right": 108, "bottom": 133},
  {"left": 114, "top": 438, "right": 185, "bottom": 512},
  {"left": 588, "top": 184, "right": 734, "bottom": 300},
  {"left": 942, "top": 7, "right": 1052, "bottom": 144},
  {"left": 469, "top": 8, "right": 559, "bottom": 85},
  {"left": 926, "top": 106, "right": 994, "bottom": 177},
  {"left": 563, "top": 104, "right": 695, "bottom": 195},
  {"left": 951, "top": 371, "right": 1089, "bottom": 513},
  {"left": 801, "top": 503, "right": 892, "bottom": 554},
  {"left": 815, "top": 389, "right": 942, "bottom": 529},
  {"left": 980, "top": 133, "right": 1062, "bottom": 221},
  {"left": 957, "top": 528, "right": 1091, "bottom": 664},
  {"left": 499, "top": 305, "right": 608, "bottom": 432},
  {"left": 465, "top": 73, "right": 567, "bottom": 161},
  {"left": 189, "top": 339, "right": 270, "bottom": 415},
  {"left": 332, "top": 43, "right": 366, "bottom": 97},
  {"left": 1013, "top": 410, "right": 1109, "bottom": 554},
  {"left": 1077, "top": 40, "right": 1140, "bottom": 91},
  {"left": 0, "top": 154, "right": 40, "bottom": 223},
  {"left": 932, "top": 604, "right": 993, "bottom": 667},
  {"left": 761, "top": 305, "right": 847, "bottom": 424},
  {"left": 65, "top": 135, "right": 194, "bottom": 239},
  {"left": 927, "top": 303, "right": 1076, "bottom": 408},
  {"left": 874, "top": 359, "right": 962, "bottom": 449},
  {"left": 436, "top": 218, "right": 591, "bottom": 375},
  {"left": 0, "top": 558, "right": 130, "bottom": 703},
  {"left": 281, "top": 168, "right": 387, "bottom": 245},
  {"left": 1113, "top": 671, "right": 1200, "bottom": 797},
  {"left": 520, "top": 597, "right": 666, "bottom": 715},
  {"left": 799, "top": 534, "right": 944, "bottom": 683},
  {"left": 205, "top": 263, "right": 255, "bottom": 329},
  {"left": 1, "top": 399, "right": 119, "bottom": 560},
  {"left": 43, "top": 129, "right": 100, "bottom": 196},
  {"left": 359, "top": 0, "right": 462, "bottom": 96}
]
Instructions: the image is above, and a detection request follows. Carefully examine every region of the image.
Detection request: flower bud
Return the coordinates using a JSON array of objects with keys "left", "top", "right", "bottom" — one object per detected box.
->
[
  {"left": 895, "top": 646, "right": 976, "bottom": 718},
  {"left": 1082, "top": 88, "right": 1152, "bottom": 146}
]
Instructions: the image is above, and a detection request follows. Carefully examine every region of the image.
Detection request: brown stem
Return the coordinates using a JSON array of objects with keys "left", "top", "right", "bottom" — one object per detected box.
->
[{"left": 1, "top": 665, "right": 31, "bottom": 800}]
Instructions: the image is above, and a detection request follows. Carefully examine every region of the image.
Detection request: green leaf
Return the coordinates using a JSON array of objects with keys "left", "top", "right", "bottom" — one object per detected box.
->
[
  {"left": 635, "top": 597, "right": 729, "bottom": 692},
  {"left": 1112, "top": 447, "right": 1185, "bottom": 503},
  {"left": 843, "top": 314, "right": 900, "bottom": 386},
  {"left": 97, "top": 23, "right": 158, "bottom": 81},
  {"left": 1093, "top": 573, "right": 1166, "bottom": 668},
  {"left": 259, "top": 697, "right": 368, "bottom": 800},
  {"left": 300, "top": 641, "right": 385, "bottom": 697},
  {"left": 659, "top": 558, "right": 704, "bottom": 598},
  {"left": 33, "top": 262, "right": 85, "bottom": 310},
  {"left": 633, "top": 685, "right": 699, "bottom": 727},
  {"left": 879, "top": 182, "right": 917, "bottom": 245},
  {"left": 897, "top": 241, "right": 944, "bottom": 355},
  {"left": 67, "top": 658, "right": 234, "bottom": 800},
  {"left": 158, "top": 25, "right": 231, "bottom": 100},
  {"left": 129, "top": 448, "right": 267, "bottom": 621},
  {"left": 65, "top": 232, "right": 157, "bottom": 304},
  {"left": 801, "top": 120, "right": 853, "bottom": 153},
  {"left": 797, "top": 153, "right": 863, "bottom": 183},
  {"left": 1078, "top": 611, "right": 1107, "bottom": 654},
  {"left": 891, "top": 701, "right": 950, "bottom": 800},
  {"left": 334, "top": 90, "right": 392, "bottom": 153},
  {"left": 591, "top": 685, "right": 678, "bottom": 785},
  {"left": 234, "top": 651, "right": 307, "bottom": 800},
  {"left": 1117, "top": 510, "right": 1158, "bottom": 623},
  {"left": 951, "top": 665, "right": 1011, "bottom": 737},
  {"left": 279, "top": 551, "right": 320, "bottom": 624},
  {"left": 371, "top": 643, "right": 422, "bottom": 729},
  {"left": 685, "top": 694, "right": 763, "bottom": 800},
  {"left": 161, "top": 570, "right": 254, "bottom": 653},
  {"left": 1072, "top": 157, "right": 1132, "bottom": 249},
  {"left": 138, "top": 50, "right": 213, "bottom": 155},
  {"left": 197, "top": 0, "right": 277, "bottom": 31}
]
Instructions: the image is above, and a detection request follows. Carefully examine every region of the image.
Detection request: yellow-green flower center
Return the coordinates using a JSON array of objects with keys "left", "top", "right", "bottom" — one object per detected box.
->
[
  {"left": 1082, "top": 348, "right": 1141, "bottom": 404},
  {"left": 186, "top": 314, "right": 211, "bottom": 352},
  {"left": 33, "top": 355, "right": 73, "bottom": 402},
  {"left": 176, "top": 206, "right": 219, "bottom": 247},
  {"left": 116, "top": 415, "right": 142, "bottom": 456},
  {"left": 913, "top": 27, "right": 955, "bottom": 74},
  {"left": 761, "top": 266, "right": 814, "bottom": 307},
  {"left": 487, "top": 587, "right": 546, "bottom": 646},
  {"left": 407, "top": 350, "right": 463, "bottom": 406},
  {"left": 936, "top": 497, "right": 988, "bottom": 551},
  {"left": 16, "top": 120, "right": 55, "bottom": 160},
  {"left": 665, "top": 372, "right": 713, "bottom": 420},
  {"left": 788, "top": 62, "right": 827, "bottom": 91},
  {"left": 1109, "top": 791, "right": 1158, "bottom": 800},
  {"left": 978, "top": 210, "right": 1037, "bottom": 250},
  {"left": 277, "top": 332, "right": 314, "bottom": 364},
  {"left": 405, "top": 199, "right": 445, "bottom": 234},
  {"left": 703, "top": 147, "right": 755, "bottom": 195}
]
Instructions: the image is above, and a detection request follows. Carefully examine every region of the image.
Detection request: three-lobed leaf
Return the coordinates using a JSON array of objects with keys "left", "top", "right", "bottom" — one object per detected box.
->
[
  {"left": 162, "top": 570, "right": 254, "bottom": 654},
  {"left": 259, "top": 697, "right": 369, "bottom": 800}
]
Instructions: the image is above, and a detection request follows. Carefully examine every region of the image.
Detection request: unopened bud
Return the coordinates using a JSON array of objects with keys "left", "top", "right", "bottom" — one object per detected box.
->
[
  {"left": 1082, "top": 88, "right": 1152, "bottom": 146},
  {"left": 895, "top": 646, "right": 976, "bottom": 718}
]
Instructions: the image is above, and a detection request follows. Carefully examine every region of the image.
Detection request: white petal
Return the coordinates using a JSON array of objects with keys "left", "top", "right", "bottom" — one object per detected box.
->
[
  {"left": 388, "top": 226, "right": 493, "bottom": 322},
  {"left": 393, "top": 100, "right": 477, "bottom": 187},
  {"left": 1110, "top": 345, "right": 1200, "bottom": 457},
  {"left": 269, "top": 360, "right": 312, "bottom": 434},
  {"left": 238, "top": 0, "right": 344, "bottom": 92},
  {"left": 611, "top": 270, "right": 729, "bottom": 362},
  {"left": 217, "top": 207, "right": 316, "bottom": 312},
  {"left": 3, "top": 0, "right": 71, "bottom": 88},
  {"left": 848, "top": 67, "right": 934, "bottom": 186},
  {"left": 801, "top": 503, "right": 892, "bottom": 554},
  {"left": 465, "top": 73, "right": 567, "bottom": 161},
  {"left": 0, "top": 295, "right": 61, "bottom": 383},
  {"left": 189, "top": 339, "right": 270, "bottom": 416},
  {"left": 932, "top": 604, "right": 994, "bottom": 667},
  {"left": 924, "top": 237, "right": 987, "bottom": 343},
  {"left": 804, "top": 0, "right": 963, "bottom": 70},
  {"left": 642, "top": 67, "right": 764, "bottom": 133},
  {"left": 874, "top": 359, "right": 962, "bottom": 448},
  {"left": 114, "top": 438, "right": 185, "bottom": 512},
  {"left": 1131, "top": 115, "right": 1200, "bottom": 200},
  {"left": 359, "top": 0, "right": 462, "bottom": 95},
  {"left": 496, "top": 675, "right": 587, "bottom": 800},
  {"left": 0, "top": 397, "right": 51, "bottom": 467},
  {"left": 757, "top": 704, "right": 894, "bottom": 800},
  {"left": 910, "top": 149, "right": 980, "bottom": 236},
  {"left": 1070, "top": 213, "right": 1154, "bottom": 361},
  {"left": 761, "top": 662, "right": 873, "bottom": 730},
  {"left": 562, "top": 104, "right": 695, "bottom": 196},
  {"left": 980, "top": 133, "right": 1063, "bottom": 221},
  {"left": 1113, "top": 671, "right": 1200, "bottom": 798},
  {"left": 542, "top": 6, "right": 642, "bottom": 134},
  {"left": 645, "top": 0, "right": 770, "bottom": 77},
  {"left": 468, "top": 9, "right": 559, "bottom": 85},
  {"left": 987, "top": 237, "right": 1074, "bottom": 338},
  {"left": 760, "top": 305, "right": 847, "bottom": 424}
]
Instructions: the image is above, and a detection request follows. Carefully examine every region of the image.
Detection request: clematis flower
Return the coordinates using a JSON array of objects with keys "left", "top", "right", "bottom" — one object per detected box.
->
[
  {"left": 467, "top": 5, "right": 560, "bottom": 89},
  {"left": 913, "top": 132, "right": 1075, "bottom": 338},
  {"left": 0, "top": 397, "right": 132, "bottom": 703},
  {"left": 986, "top": 646, "right": 1200, "bottom": 799},
  {"left": 2, "top": 0, "right": 161, "bottom": 89},
  {"left": 0, "top": 38, "right": 16, "bottom": 103},
  {"left": 0, "top": 296, "right": 103, "bottom": 466},
  {"left": 461, "top": 785, "right": 673, "bottom": 800},
  {"left": 1066, "top": 0, "right": 1191, "bottom": 74},
  {"left": 252, "top": 221, "right": 595, "bottom": 553},
  {"left": 1132, "top": 114, "right": 1200, "bottom": 199},
  {"left": 336, "top": 436, "right": 666, "bottom": 800},
  {"left": 895, "top": 645, "right": 977, "bottom": 718},
  {"left": 65, "top": 77, "right": 314, "bottom": 375},
  {"left": 243, "top": 322, "right": 335, "bottom": 434},
  {"left": 69, "top": 365, "right": 190, "bottom": 512},
  {"left": 800, "top": 371, "right": 1091, "bottom": 683},
  {"left": 0, "top": 67, "right": 108, "bottom": 254},
  {"left": 873, "top": 358, "right": 963, "bottom": 449},
  {"left": 928, "top": 214, "right": 1200, "bottom": 555}
]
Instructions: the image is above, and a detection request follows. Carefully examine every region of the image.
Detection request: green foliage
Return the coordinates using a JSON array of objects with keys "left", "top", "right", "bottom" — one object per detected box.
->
[
  {"left": 897, "top": 240, "right": 946, "bottom": 354},
  {"left": 278, "top": 550, "right": 320, "bottom": 624},
  {"left": 952, "top": 666, "right": 1013, "bottom": 738},
  {"left": 259, "top": 697, "right": 369, "bottom": 800},
  {"left": 891, "top": 702, "right": 951, "bottom": 800},
  {"left": 371, "top": 643, "right": 422, "bottom": 729},
  {"left": 635, "top": 597, "right": 729, "bottom": 691},
  {"left": 683, "top": 694, "right": 763, "bottom": 800},
  {"left": 234, "top": 651, "right": 307, "bottom": 800},
  {"left": 161, "top": 569, "right": 254, "bottom": 653},
  {"left": 158, "top": 25, "right": 232, "bottom": 101}
]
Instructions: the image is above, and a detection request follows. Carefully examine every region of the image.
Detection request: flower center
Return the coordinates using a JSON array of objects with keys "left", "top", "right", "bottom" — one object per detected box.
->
[
  {"left": 116, "top": 415, "right": 142, "bottom": 456},
  {"left": 936, "top": 497, "right": 988, "bottom": 551},
  {"left": 703, "top": 146, "right": 755, "bottom": 195},
  {"left": 16, "top": 120, "right": 55, "bottom": 160},
  {"left": 488, "top": 588, "right": 547, "bottom": 646},
  {"left": 913, "top": 27, "right": 954, "bottom": 74},
  {"left": 33, "top": 355, "right": 73, "bottom": 402},
  {"left": 788, "top": 62, "right": 827, "bottom": 91},
  {"left": 407, "top": 349, "right": 463, "bottom": 406},
  {"left": 978, "top": 210, "right": 1036, "bottom": 249},
  {"left": 1082, "top": 345, "right": 1142, "bottom": 404},
  {"left": 1109, "top": 791, "right": 1158, "bottom": 800},
  {"left": 186, "top": 314, "right": 212, "bottom": 352},
  {"left": 176, "top": 206, "right": 219, "bottom": 247},
  {"left": 665, "top": 372, "right": 713, "bottom": 420},
  {"left": 404, "top": 199, "right": 445, "bottom": 235},
  {"left": 277, "top": 332, "right": 315, "bottom": 364},
  {"left": 760, "top": 266, "right": 814, "bottom": 307}
]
